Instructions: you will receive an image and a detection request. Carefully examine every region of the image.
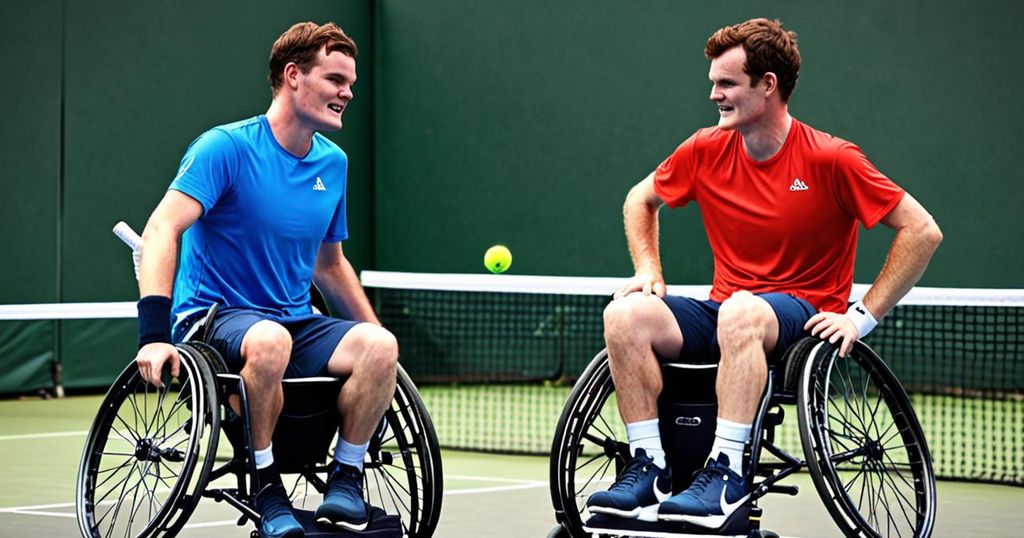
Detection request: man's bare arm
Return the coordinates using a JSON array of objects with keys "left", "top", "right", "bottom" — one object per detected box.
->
[
  {"left": 134, "top": 191, "right": 203, "bottom": 386},
  {"left": 806, "top": 192, "right": 942, "bottom": 355},
  {"left": 313, "top": 242, "right": 380, "bottom": 324},
  {"left": 617, "top": 172, "right": 668, "bottom": 298}
]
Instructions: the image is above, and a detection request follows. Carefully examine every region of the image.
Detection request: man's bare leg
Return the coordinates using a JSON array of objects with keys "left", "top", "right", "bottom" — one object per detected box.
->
[
  {"left": 237, "top": 320, "right": 292, "bottom": 498},
  {"left": 657, "top": 292, "right": 779, "bottom": 527},
  {"left": 603, "top": 294, "right": 683, "bottom": 470},
  {"left": 586, "top": 294, "right": 683, "bottom": 519},
  {"left": 317, "top": 323, "right": 399, "bottom": 530},
  {"left": 712, "top": 291, "right": 779, "bottom": 473},
  {"left": 239, "top": 321, "right": 292, "bottom": 453},
  {"left": 326, "top": 323, "right": 399, "bottom": 460},
  {"left": 604, "top": 294, "right": 684, "bottom": 422}
]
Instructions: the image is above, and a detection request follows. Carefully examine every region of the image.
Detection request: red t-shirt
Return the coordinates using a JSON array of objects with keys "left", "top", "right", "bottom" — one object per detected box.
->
[{"left": 653, "top": 119, "right": 904, "bottom": 313}]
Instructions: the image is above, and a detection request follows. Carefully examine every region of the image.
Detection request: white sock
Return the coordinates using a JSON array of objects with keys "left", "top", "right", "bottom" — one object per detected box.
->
[
  {"left": 335, "top": 437, "right": 370, "bottom": 470},
  {"left": 254, "top": 444, "right": 275, "bottom": 469},
  {"left": 626, "top": 418, "right": 666, "bottom": 469},
  {"left": 709, "top": 418, "right": 751, "bottom": 475}
]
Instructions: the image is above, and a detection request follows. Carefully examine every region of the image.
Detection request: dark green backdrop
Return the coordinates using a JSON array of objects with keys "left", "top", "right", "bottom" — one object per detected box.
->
[
  {"left": 2, "top": 0, "right": 1021, "bottom": 393},
  {"left": 374, "top": 0, "right": 1022, "bottom": 285},
  {"left": 0, "top": 0, "right": 374, "bottom": 392}
]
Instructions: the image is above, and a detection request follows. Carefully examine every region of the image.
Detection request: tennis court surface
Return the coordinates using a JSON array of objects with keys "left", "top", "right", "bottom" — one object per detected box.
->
[
  {"left": 1, "top": 272, "right": 1023, "bottom": 536},
  {"left": 1, "top": 394, "right": 1022, "bottom": 537}
]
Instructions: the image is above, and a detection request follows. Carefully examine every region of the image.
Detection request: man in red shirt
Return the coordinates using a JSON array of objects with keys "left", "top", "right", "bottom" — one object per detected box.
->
[{"left": 585, "top": 18, "right": 942, "bottom": 528}]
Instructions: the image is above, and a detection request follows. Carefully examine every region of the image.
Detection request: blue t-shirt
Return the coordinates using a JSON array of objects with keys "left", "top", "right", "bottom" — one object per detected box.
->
[{"left": 168, "top": 115, "right": 348, "bottom": 326}]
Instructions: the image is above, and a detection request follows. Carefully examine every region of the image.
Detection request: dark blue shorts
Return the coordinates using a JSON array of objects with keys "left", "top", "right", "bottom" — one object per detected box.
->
[
  {"left": 177, "top": 307, "right": 359, "bottom": 378},
  {"left": 661, "top": 293, "right": 816, "bottom": 366}
]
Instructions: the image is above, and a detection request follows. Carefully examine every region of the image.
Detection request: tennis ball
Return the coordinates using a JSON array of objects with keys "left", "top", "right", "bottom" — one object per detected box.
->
[{"left": 484, "top": 245, "right": 512, "bottom": 274}]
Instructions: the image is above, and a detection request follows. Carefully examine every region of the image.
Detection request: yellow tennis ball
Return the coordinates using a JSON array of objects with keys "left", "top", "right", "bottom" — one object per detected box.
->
[{"left": 484, "top": 245, "right": 512, "bottom": 274}]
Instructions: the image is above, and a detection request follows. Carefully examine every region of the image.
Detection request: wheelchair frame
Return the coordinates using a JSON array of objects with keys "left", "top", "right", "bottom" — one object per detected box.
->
[
  {"left": 548, "top": 337, "right": 936, "bottom": 538},
  {"left": 75, "top": 328, "right": 443, "bottom": 538}
]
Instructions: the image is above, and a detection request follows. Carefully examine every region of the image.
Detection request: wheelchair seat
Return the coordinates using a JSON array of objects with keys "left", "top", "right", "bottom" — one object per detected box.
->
[
  {"left": 75, "top": 308, "right": 443, "bottom": 538},
  {"left": 547, "top": 336, "right": 937, "bottom": 538}
]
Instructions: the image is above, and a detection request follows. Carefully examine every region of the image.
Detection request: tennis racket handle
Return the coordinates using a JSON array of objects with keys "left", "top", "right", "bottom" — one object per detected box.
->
[{"left": 112, "top": 221, "right": 142, "bottom": 250}]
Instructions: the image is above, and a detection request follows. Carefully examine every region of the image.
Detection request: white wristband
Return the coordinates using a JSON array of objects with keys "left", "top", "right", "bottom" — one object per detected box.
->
[{"left": 845, "top": 300, "right": 878, "bottom": 338}]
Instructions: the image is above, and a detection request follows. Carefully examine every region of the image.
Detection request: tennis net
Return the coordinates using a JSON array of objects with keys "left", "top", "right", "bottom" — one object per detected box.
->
[{"left": 364, "top": 271, "right": 1024, "bottom": 486}]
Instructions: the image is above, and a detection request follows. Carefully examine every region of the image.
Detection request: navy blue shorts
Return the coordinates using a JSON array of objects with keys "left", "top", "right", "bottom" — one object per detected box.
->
[
  {"left": 661, "top": 293, "right": 816, "bottom": 366},
  {"left": 177, "top": 307, "right": 359, "bottom": 378}
]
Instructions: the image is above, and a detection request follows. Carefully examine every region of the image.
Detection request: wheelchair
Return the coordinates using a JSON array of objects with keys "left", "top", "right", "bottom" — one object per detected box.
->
[
  {"left": 548, "top": 337, "right": 937, "bottom": 538},
  {"left": 74, "top": 305, "right": 443, "bottom": 538}
]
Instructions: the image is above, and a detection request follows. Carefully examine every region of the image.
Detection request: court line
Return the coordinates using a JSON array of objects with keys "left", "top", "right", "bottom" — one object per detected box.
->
[
  {"left": 0, "top": 498, "right": 808, "bottom": 538},
  {"left": 0, "top": 431, "right": 87, "bottom": 441},
  {"left": 0, "top": 501, "right": 77, "bottom": 512},
  {"left": 446, "top": 474, "right": 543, "bottom": 483},
  {"left": 4, "top": 510, "right": 76, "bottom": 518},
  {"left": 183, "top": 519, "right": 240, "bottom": 529},
  {"left": 443, "top": 473, "right": 548, "bottom": 495},
  {"left": 0, "top": 474, "right": 546, "bottom": 515},
  {"left": 445, "top": 481, "right": 547, "bottom": 496}
]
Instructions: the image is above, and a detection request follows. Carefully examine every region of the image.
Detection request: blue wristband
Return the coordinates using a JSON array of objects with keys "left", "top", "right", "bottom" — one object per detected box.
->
[{"left": 138, "top": 295, "right": 172, "bottom": 348}]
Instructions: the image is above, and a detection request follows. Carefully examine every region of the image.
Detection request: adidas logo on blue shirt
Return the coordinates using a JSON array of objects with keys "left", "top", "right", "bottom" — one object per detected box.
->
[{"left": 313, "top": 177, "right": 327, "bottom": 191}]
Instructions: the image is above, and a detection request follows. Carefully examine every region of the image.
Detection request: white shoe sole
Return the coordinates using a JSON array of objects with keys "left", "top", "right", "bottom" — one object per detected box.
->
[
  {"left": 658, "top": 512, "right": 727, "bottom": 528},
  {"left": 316, "top": 516, "right": 369, "bottom": 531},
  {"left": 583, "top": 524, "right": 749, "bottom": 538},
  {"left": 657, "top": 494, "right": 750, "bottom": 528},
  {"left": 588, "top": 503, "right": 661, "bottom": 521}
]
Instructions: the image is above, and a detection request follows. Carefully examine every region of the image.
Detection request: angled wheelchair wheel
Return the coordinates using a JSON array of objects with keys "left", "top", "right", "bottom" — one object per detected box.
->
[
  {"left": 796, "top": 339, "right": 936, "bottom": 538},
  {"left": 76, "top": 345, "right": 220, "bottom": 538},
  {"left": 365, "top": 364, "right": 443, "bottom": 538},
  {"left": 549, "top": 349, "right": 628, "bottom": 538}
]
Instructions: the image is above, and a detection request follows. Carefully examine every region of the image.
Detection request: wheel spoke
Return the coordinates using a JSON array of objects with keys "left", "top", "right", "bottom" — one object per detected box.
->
[
  {"left": 880, "top": 452, "right": 917, "bottom": 490},
  {"left": 842, "top": 465, "right": 867, "bottom": 496},
  {"left": 575, "top": 450, "right": 616, "bottom": 499},
  {"left": 153, "top": 392, "right": 194, "bottom": 444},
  {"left": 875, "top": 460, "right": 917, "bottom": 533},
  {"left": 93, "top": 461, "right": 139, "bottom": 522},
  {"left": 369, "top": 462, "right": 412, "bottom": 523},
  {"left": 824, "top": 417, "right": 865, "bottom": 447},
  {"left": 848, "top": 362, "right": 876, "bottom": 445},
  {"left": 864, "top": 385, "right": 887, "bottom": 443},
  {"left": 376, "top": 461, "right": 415, "bottom": 498},
  {"left": 591, "top": 408, "right": 618, "bottom": 440},
  {"left": 112, "top": 412, "right": 143, "bottom": 446},
  {"left": 94, "top": 456, "right": 138, "bottom": 494}
]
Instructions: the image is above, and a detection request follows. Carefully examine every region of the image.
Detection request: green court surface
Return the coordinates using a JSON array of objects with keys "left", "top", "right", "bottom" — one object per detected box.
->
[{"left": 2, "top": 395, "right": 1022, "bottom": 537}]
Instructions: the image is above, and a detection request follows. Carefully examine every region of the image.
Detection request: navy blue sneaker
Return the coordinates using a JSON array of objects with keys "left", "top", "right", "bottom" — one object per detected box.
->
[
  {"left": 658, "top": 453, "right": 751, "bottom": 528},
  {"left": 315, "top": 462, "right": 369, "bottom": 531},
  {"left": 586, "top": 449, "right": 672, "bottom": 521},
  {"left": 254, "top": 483, "right": 304, "bottom": 538}
]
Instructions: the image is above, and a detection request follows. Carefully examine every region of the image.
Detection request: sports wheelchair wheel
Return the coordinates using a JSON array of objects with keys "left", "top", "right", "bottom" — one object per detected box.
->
[
  {"left": 76, "top": 345, "right": 220, "bottom": 538},
  {"left": 549, "top": 349, "right": 627, "bottom": 537},
  {"left": 366, "top": 364, "right": 443, "bottom": 537},
  {"left": 796, "top": 339, "right": 936, "bottom": 537}
]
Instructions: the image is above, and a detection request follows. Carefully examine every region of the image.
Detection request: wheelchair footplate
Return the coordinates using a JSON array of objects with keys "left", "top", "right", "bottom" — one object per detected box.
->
[
  {"left": 284, "top": 507, "right": 404, "bottom": 538},
  {"left": 582, "top": 504, "right": 763, "bottom": 538}
]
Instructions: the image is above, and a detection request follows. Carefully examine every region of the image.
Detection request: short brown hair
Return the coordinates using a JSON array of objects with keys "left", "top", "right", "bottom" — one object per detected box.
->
[
  {"left": 705, "top": 18, "right": 800, "bottom": 102},
  {"left": 269, "top": 22, "right": 358, "bottom": 94}
]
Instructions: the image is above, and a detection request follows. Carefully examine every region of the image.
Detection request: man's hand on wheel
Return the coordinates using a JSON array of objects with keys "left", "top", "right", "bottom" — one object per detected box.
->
[
  {"left": 804, "top": 312, "right": 860, "bottom": 357},
  {"left": 135, "top": 343, "right": 180, "bottom": 388}
]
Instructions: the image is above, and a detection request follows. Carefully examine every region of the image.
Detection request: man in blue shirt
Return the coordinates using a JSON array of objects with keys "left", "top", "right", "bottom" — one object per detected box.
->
[{"left": 134, "top": 21, "right": 390, "bottom": 538}]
